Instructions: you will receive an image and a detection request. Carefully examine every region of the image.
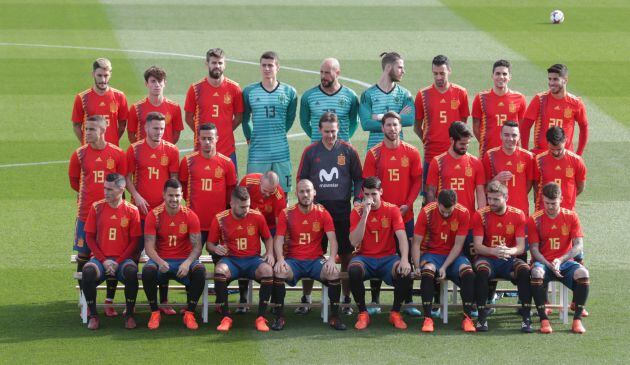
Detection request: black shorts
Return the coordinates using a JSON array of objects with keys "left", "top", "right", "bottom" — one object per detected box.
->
[{"left": 321, "top": 219, "right": 353, "bottom": 255}]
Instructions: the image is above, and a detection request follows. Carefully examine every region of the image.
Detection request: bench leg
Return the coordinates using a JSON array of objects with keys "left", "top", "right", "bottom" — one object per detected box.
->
[
  {"left": 80, "top": 290, "right": 88, "bottom": 324},
  {"left": 441, "top": 280, "right": 448, "bottom": 324},
  {"left": 202, "top": 279, "right": 209, "bottom": 324},
  {"left": 322, "top": 285, "right": 329, "bottom": 323},
  {"left": 247, "top": 280, "right": 254, "bottom": 306},
  {"left": 561, "top": 285, "right": 569, "bottom": 325}
]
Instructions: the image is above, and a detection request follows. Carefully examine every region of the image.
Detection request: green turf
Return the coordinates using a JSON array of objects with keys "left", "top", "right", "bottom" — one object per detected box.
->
[{"left": 1, "top": 0, "right": 630, "bottom": 363}]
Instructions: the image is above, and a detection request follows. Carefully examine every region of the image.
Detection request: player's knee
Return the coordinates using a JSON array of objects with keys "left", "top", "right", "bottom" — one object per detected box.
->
[
  {"left": 459, "top": 265, "right": 474, "bottom": 278},
  {"left": 142, "top": 264, "right": 158, "bottom": 280},
  {"left": 122, "top": 264, "right": 138, "bottom": 280},
  {"left": 82, "top": 264, "right": 98, "bottom": 282},
  {"left": 574, "top": 267, "right": 589, "bottom": 280},
  {"left": 214, "top": 263, "right": 230, "bottom": 277},
  {"left": 257, "top": 263, "right": 273, "bottom": 277},
  {"left": 475, "top": 261, "right": 491, "bottom": 275},
  {"left": 531, "top": 267, "right": 545, "bottom": 279},
  {"left": 514, "top": 261, "right": 530, "bottom": 276},
  {"left": 422, "top": 263, "right": 436, "bottom": 273},
  {"left": 348, "top": 263, "right": 364, "bottom": 281}
]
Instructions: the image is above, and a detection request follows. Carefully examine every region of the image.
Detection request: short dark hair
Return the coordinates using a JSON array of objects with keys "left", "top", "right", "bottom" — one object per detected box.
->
[
  {"left": 206, "top": 48, "right": 225, "bottom": 62},
  {"left": 449, "top": 121, "right": 473, "bottom": 141},
  {"left": 105, "top": 173, "right": 126, "bottom": 188},
  {"left": 437, "top": 189, "right": 457, "bottom": 208},
  {"left": 547, "top": 63, "right": 568, "bottom": 77},
  {"left": 231, "top": 186, "right": 250, "bottom": 201},
  {"left": 163, "top": 178, "right": 182, "bottom": 192},
  {"left": 381, "top": 111, "right": 401, "bottom": 125},
  {"left": 432, "top": 54, "right": 450, "bottom": 69},
  {"left": 502, "top": 120, "right": 519, "bottom": 129},
  {"left": 380, "top": 52, "right": 402, "bottom": 70},
  {"left": 198, "top": 123, "right": 217, "bottom": 133},
  {"left": 546, "top": 126, "right": 566, "bottom": 145},
  {"left": 92, "top": 58, "right": 111, "bottom": 71},
  {"left": 318, "top": 112, "right": 338, "bottom": 129},
  {"left": 492, "top": 59, "right": 511, "bottom": 73},
  {"left": 260, "top": 51, "right": 279, "bottom": 63},
  {"left": 86, "top": 115, "right": 106, "bottom": 124},
  {"left": 146, "top": 111, "right": 166, "bottom": 124},
  {"left": 542, "top": 182, "right": 562, "bottom": 200},
  {"left": 143, "top": 66, "right": 166, "bottom": 82},
  {"left": 362, "top": 176, "right": 382, "bottom": 190}
]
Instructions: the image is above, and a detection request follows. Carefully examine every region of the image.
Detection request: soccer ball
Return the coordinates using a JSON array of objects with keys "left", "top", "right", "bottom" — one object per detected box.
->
[{"left": 550, "top": 10, "right": 564, "bottom": 24}]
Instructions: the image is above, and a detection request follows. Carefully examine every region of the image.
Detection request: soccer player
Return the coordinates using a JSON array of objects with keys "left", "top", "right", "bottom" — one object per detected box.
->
[
  {"left": 71, "top": 58, "right": 128, "bottom": 146},
  {"left": 426, "top": 122, "right": 485, "bottom": 256},
  {"left": 529, "top": 182, "right": 589, "bottom": 334},
  {"left": 348, "top": 176, "right": 413, "bottom": 330},
  {"left": 142, "top": 179, "right": 206, "bottom": 330},
  {"left": 82, "top": 173, "right": 141, "bottom": 330},
  {"left": 236, "top": 171, "right": 287, "bottom": 313},
  {"left": 411, "top": 189, "right": 476, "bottom": 332},
  {"left": 533, "top": 126, "right": 586, "bottom": 211},
  {"left": 472, "top": 60, "right": 527, "bottom": 156},
  {"left": 184, "top": 48, "right": 243, "bottom": 167},
  {"left": 242, "top": 51, "right": 298, "bottom": 193},
  {"left": 68, "top": 115, "right": 127, "bottom": 315},
  {"left": 271, "top": 179, "right": 346, "bottom": 330},
  {"left": 363, "top": 111, "right": 422, "bottom": 315},
  {"left": 521, "top": 64, "right": 588, "bottom": 156},
  {"left": 126, "top": 111, "right": 180, "bottom": 314},
  {"left": 300, "top": 58, "right": 359, "bottom": 142},
  {"left": 127, "top": 66, "right": 184, "bottom": 144},
  {"left": 179, "top": 123, "right": 237, "bottom": 265},
  {"left": 414, "top": 55, "right": 470, "bottom": 192},
  {"left": 297, "top": 112, "right": 363, "bottom": 315},
  {"left": 482, "top": 121, "right": 534, "bottom": 215},
  {"left": 207, "top": 187, "right": 275, "bottom": 332},
  {"left": 471, "top": 181, "right": 531, "bottom": 332},
  {"left": 359, "top": 52, "right": 415, "bottom": 150}
]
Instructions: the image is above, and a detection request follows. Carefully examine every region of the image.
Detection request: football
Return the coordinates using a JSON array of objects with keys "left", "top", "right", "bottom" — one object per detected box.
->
[{"left": 550, "top": 9, "right": 564, "bottom": 24}]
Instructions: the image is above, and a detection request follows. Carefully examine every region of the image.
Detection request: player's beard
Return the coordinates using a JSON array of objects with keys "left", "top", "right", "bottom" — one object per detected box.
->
[
  {"left": 94, "top": 81, "right": 108, "bottom": 91},
  {"left": 453, "top": 144, "right": 467, "bottom": 156},
  {"left": 389, "top": 69, "right": 401, "bottom": 82},
  {"left": 209, "top": 68, "right": 223, "bottom": 79},
  {"left": 298, "top": 199, "right": 312, "bottom": 208},
  {"left": 321, "top": 78, "right": 334, "bottom": 88},
  {"left": 385, "top": 132, "right": 399, "bottom": 142}
]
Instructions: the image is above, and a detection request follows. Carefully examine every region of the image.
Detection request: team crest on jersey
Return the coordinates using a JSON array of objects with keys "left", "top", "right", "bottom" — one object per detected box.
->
[
  {"left": 165, "top": 113, "right": 172, "bottom": 125},
  {"left": 566, "top": 167, "right": 574, "bottom": 178},
  {"left": 561, "top": 224, "right": 570, "bottom": 236},
  {"left": 77, "top": 238, "right": 84, "bottom": 247},
  {"left": 517, "top": 162, "right": 525, "bottom": 173},
  {"left": 506, "top": 223, "right": 515, "bottom": 235},
  {"left": 401, "top": 156, "right": 410, "bottom": 167},
  {"left": 265, "top": 205, "right": 272, "bottom": 213},
  {"left": 381, "top": 217, "right": 390, "bottom": 228},
  {"left": 451, "top": 99, "right": 459, "bottom": 110},
  {"left": 465, "top": 165, "right": 473, "bottom": 177},
  {"left": 450, "top": 220, "right": 459, "bottom": 232},
  {"left": 109, "top": 103, "right": 118, "bottom": 113},
  {"left": 313, "top": 221, "right": 321, "bottom": 232},
  {"left": 106, "top": 157, "right": 115, "bottom": 170},
  {"left": 278, "top": 94, "right": 287, "bottom": 104},
  {"left": 224, "top": 93, "right": 232, "bottom": 105},
  {"left": 564, "top": 108, "right": 573, "bottom": 119},
  {"left": 179, "top": 223, "right": 188, "bottom": 234},
  {"left": 394, "top": 96, "right": 401, "bottom": 103},
  {"left": 338, "top": 97, "right": 348, "bottom": 107},
  {"left": 160, "top": 155, "right": 169, "bottom": 166},
  {"left": 337, "top": 154, "right": 346, "bottom": 166},
  {"left": 247, "top": 225, "right": 256, "bottom": 236},
  {"left": 120, "top": 217, "right": 129, "bottom": 228},
  {"left": 509, "top": 102, "right": 516, "bottom": 113},
  {"left": 215, "top": 167, "right": 224, "bottom": 178}
]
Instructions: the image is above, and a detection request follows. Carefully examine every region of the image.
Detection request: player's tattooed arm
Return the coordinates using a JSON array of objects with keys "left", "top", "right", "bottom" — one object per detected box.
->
[{"left": 559, "top": 237, "right": 584, "bottom": 264}]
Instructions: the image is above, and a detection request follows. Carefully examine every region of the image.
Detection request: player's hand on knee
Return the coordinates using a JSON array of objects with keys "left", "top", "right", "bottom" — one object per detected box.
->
[
  {"left": 177, "top": 262, "right": 190, "bottom": 278},
  {"left": 438, "top": 267, "right": 447, "bottom": 280},
  {"left": 398, "top": 260, "right": 411, "bottom": 276},
  {"left": 274, "top": 259, "right": 288, "bottom": 274},
  {"left": 158, "top": 261, "right": 170, "bottom": 273},
  {"left": 323, "top": 259, "right": 338, "bottom": 275},
  {"left": 214, "top": 244, "right": 228, "bottom": 256},
  {"left": 264, "top": 253, "right": 275, "bottom": 267}
]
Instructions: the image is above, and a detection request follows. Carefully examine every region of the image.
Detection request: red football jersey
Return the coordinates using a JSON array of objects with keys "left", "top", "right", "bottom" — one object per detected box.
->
[
  {"left": 208, "top": 209, "right": 271, "bottom": 257},
  {"left": 68, "top": 143, "right": 127, "bottom": 221},
  {"left": 534, "top": 150, "right": 586, "bottom": 211},
  {"left": 426, "top": 152, "right": 485, "bottom": 215},
  {"left": 126, "top": 140, "right": 179, "bottom": 218},
  {"left": 239, "top": 173, "right": 286, "bottom": 229},
  {"left": 184, "top": 77, "right": 244, "bottom": 156},
  {"left": 71, "top": 87, "right": 129, "bottom": 146},
  {"left": 363, "top": 141, "right": 423, "bottom": 222},
  {"left": 527, "top": 208, "right": 583, "bottom": 261},
  {"left": 414, "top": 202, "right": 470, "bottom": 256},
  {"left": 350, "top": 201, "right": 405, "bottom": 258},
  {"left": 84, "top": 199, "right": 141, "bottom": 262},
  {"left": 483, "top": 147, "right": 534, "bottom": 215},
  {"left": 471, "top": 206, "right": 527, "bottom": 259},
  {"left": 127, "top": 97, "right": 184, "bottom": 143},
  {"left": 522, "top": 92, "right": 588, "bottom": 156},
  {"left": 276, "top": 204, "right": 335, "bottom": 260},
  {"left": 144, "top": 204, "right": 201, "bottom": 260},
  {"left": 179, "top": 152, "right": 237, "bottom": 230},
  {"left": 472, "top": 89, "right": 527, "bottom": 156},
  {"left": 415, "top": 83, "right": 470, "bottom": 163}
]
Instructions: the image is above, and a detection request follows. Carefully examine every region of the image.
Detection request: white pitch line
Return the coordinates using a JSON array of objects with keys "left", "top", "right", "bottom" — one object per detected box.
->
[{"left": 0, "top": 42, "right": 367, "bottom": 169}]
